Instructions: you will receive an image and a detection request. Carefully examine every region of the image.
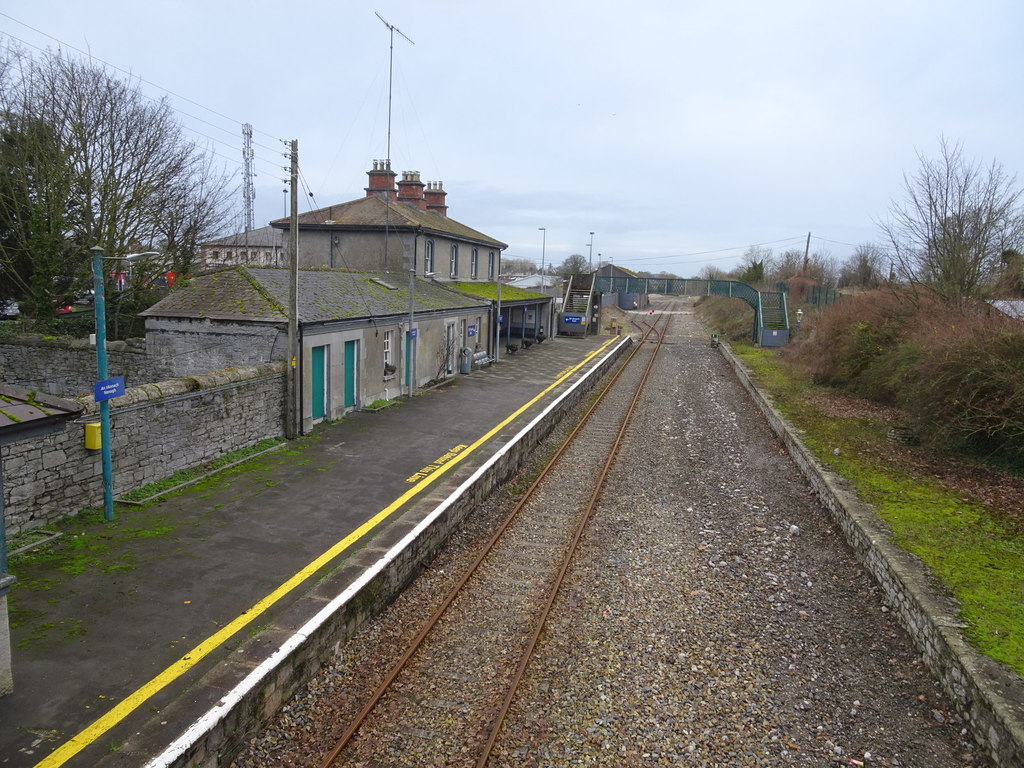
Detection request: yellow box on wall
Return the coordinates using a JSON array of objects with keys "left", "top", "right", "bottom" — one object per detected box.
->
[{"left": 84, "top": 422, "right": 102, "bottom": 450}]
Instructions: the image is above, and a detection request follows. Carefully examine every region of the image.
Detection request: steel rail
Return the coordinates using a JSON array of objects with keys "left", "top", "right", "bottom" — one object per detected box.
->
[
  {"left": 318, "top": 316, "right": 668, "bottom": 768},
  {"left": 474, "top": 310, "right": 671, "bottom": 767}
]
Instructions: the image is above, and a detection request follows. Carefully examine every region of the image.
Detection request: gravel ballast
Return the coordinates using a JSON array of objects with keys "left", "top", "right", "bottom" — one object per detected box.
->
[{"left": 232, "top": 300, "right": 986, "bottom": 767}]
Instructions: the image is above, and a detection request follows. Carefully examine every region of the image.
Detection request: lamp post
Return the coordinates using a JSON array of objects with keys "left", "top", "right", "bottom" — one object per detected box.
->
[
  {"left": 538, "top": 227, "right": 546, "bottom": 289},
  {"left": 588, "top": 232, "right": 594, "bottom": 271},
  {"left": 795, "top": 308, "right": 804, "bottom": 337}
]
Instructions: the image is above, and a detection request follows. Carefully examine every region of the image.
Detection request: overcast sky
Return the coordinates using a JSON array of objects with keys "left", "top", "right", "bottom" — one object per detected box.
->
[{"left": 3, "top": 1, "right": 1022, "bottom": 276}]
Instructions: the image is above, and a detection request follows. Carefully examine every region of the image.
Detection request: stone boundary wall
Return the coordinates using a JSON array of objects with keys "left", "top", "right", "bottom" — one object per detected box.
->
[
  {"left": 1, "top": 362, "right": 287, "bottom": 535},
  {"left": 0, "top": 336, "right": 173, "bottom": 397},
  {"left": 120, "top": 338, "right": 634, "bottom": 768},
  {"left": 719, "top": 343, "right": 1024, "bottom": 767}
]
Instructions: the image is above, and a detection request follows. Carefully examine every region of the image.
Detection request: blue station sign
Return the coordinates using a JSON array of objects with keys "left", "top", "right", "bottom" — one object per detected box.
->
[
  {"left": 563, "top": 314, "right": 584, "bottom": 324},
  {"left": 94, "top": 376, "right": 125, "bottom": 402}
]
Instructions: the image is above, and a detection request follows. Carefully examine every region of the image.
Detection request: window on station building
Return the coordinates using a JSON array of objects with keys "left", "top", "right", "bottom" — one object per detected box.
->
[
  {"left": 450, "top": 244, "right": 459, "bottom": 277},
  {"left": 471, "top": 248, "right": 479, "bottom": 279},
  {"left": 425, "top": 240, "right": 435, "bottom": 274},
  {"left": 384, "top": 329, "right": 394, "bottom": 367},
  {"left": 488, "top": 251, "right": 495, "bottom": 279}
]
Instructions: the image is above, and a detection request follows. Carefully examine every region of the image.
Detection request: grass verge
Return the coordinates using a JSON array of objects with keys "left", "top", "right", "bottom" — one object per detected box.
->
[
  {"left": 117, "top": 437, "right": 286, "bottom": 503},
  {"left": 732, "top": 342, "right": 1024, "bottom": 674}
]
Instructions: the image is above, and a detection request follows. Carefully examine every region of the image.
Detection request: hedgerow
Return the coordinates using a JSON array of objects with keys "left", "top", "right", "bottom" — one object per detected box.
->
[{"left": 788, "top": 290, "right": 1024, "bottom": 469}]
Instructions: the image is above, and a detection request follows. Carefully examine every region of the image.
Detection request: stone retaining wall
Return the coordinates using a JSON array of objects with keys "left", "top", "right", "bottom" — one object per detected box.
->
[
  {"left": 720, "top": 343, "right": 1024, "bottom": 768},
  {"left": 1, "top": 362, "right": 287, "bottom": 535},
  {"left": 123, "top": 338, "right": 633, "bottom": 768},
  {"left": 0, "top": 336, "right": 173, "bottom": 397}
]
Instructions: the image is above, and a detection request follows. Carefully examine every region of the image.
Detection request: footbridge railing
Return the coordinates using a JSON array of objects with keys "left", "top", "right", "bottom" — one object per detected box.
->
[{"left": 593, "top": 276, "right": 789, "bottom": 345}]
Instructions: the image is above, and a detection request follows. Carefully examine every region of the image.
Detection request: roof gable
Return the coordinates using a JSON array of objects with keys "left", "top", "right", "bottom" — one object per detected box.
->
[{"left": 270, "top": 195, "right": 507, "bottom": 249}]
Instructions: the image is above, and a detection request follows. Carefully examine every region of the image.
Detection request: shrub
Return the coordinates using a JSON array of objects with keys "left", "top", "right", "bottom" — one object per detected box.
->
[
  {"left": 902, "top": 311, "right": 1024, "bottom": 468},
  {"left": 790, "top": 289, "right": 924, "bottom": 402}
]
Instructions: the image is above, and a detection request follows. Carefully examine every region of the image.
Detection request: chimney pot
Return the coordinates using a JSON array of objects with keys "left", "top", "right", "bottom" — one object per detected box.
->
[
  {"left": 365, "top": 160, "right": 397, "bottom": 201},
  {"left": 397, "top": 169, "right": 427, "bottom": 210},
  {"left": 424, "top": 180, "right": 448, "bottom": 217}
]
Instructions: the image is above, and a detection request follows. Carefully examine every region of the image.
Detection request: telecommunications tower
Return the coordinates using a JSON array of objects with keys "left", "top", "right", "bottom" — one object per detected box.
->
[{"left": 242, "top": 123, "right": 255, "bottom": 232}]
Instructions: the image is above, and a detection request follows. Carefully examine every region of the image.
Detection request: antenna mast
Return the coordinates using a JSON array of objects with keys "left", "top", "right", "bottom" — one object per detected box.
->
[
  {"left": 375, "top": 11, "right": 414, "bottom": 166},
  {"left": 242, "top": 123, "right": 255, "bottom": 232},
  {"left": 375, "top": 12, "right": 414, "bottom": 272}
]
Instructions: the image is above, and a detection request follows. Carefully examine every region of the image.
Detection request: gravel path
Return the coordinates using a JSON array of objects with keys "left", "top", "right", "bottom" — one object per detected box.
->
[{"left": 232, "top": 299, "right": 985, "bottom": 768}]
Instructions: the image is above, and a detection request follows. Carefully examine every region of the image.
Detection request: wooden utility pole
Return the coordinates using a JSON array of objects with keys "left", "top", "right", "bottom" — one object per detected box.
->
[
  {"left": 802, "top": 231, "right": 811, "bottom": 273},
  {"left": 286, "top": 139, "right": 299, "bottom": 439}
]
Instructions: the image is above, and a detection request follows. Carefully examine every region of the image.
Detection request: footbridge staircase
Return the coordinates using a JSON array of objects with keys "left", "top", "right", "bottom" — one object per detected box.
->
[
  {"left": 593, "top": 276, "right": 790, "bottom": 346},
  {"left": 557, "top": 274, "right": 597, "bottom": 337}
]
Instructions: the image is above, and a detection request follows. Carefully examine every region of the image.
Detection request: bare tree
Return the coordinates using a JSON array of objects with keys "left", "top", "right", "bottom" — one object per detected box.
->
[
  {"left": 807, "top": 249, "right": 839, "bottom": 288},
  {"left": 765, "top": 249, "right": 804, "bottom": 284},
  {"left": 736, "top": 246, "right": 772, "bottom": 285},
  {"left": 500, "top": 257, "right": 536, "bottom": 276},
  {"left": 434, "top": 332, "right": 458, "bottom": 381},
  {"left": 697, "top": 264, "right": 728, "bottom": 280},
  {"left": 0, "top": 44, "right": 236, "bottom": 325},
  {"left": 879, "top": 138, "right": 1024, "bottom": 307},
  {"left": 839, "top": 243, "right": 886, "bottom": 289},
  {"left": 556, "top": 253, "right": 590, "bottom": 278}
]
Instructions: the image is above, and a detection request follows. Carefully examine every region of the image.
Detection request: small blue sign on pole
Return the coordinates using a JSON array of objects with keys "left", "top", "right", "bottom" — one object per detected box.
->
[
  {"left": 498, "top": 314, "right": 504, "bottom": 323},
  {"left": 94, "top": 376, "right": 125, "bottom": 402},
  {"left": 409, "top": 328, "right": 418, "bottom": 338},
  {"left": 467, "top": 325, "right": 477, "bottom": 337}
]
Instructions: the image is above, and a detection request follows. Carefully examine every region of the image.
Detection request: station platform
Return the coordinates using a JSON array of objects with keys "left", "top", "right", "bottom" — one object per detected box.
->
[{"left": 0, "top": 332, "right": 626, "bottom": 768}]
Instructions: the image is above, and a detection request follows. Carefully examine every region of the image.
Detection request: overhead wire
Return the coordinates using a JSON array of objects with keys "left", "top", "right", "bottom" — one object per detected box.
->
[
  {"left": 0, "top": 16, "right": 304, "bottom": 236},
  {"left": 610, "top": 236, "right": 808, "bottom": 267},
  {"left": 0, "top": 28, "right": 285, "bottom": 178},
  {"left": 0, "top": 12, "right": 284, "bottom": 147}
]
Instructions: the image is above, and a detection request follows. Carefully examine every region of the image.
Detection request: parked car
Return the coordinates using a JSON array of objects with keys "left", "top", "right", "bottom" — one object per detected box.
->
[{"left": 0, "top": 299, "right": 19, "bottom": 319}]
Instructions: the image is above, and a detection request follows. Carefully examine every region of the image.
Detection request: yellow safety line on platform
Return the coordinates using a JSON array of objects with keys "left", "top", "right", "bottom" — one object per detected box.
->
[{"left": 34, "top": 337, "right": 619, "bottom": 768}]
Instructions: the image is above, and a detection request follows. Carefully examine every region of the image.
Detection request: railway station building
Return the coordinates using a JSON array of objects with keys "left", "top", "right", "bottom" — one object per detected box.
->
[{"left": 145, "top": 161, "right": 551, "bottom": 432}]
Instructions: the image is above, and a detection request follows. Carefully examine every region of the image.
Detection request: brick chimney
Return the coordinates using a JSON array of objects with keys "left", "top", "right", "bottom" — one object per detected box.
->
[
  {"left": 396, "top": 171, "right": 427, "bottom": 210},
  {"left": 424, "top": 181, "right": 448, "bottom": 217},
  {"left": 365, "top": 159, "right": 397, "bottom": 201}
]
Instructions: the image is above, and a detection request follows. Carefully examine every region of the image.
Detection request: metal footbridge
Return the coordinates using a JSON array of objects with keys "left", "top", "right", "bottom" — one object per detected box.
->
[{"left": 586, "top": 276, "right": 790, "bottom": 345}]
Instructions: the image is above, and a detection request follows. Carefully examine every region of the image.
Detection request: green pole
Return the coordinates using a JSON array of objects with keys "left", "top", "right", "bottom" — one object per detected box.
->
[{"left": 91, "top": 246, "right": 114, "bottom": 521}]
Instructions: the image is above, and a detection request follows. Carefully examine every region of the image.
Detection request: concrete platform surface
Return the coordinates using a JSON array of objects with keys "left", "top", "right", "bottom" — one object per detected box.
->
[{"left": 1, "top": 333, "right": 621, "bottom": 768}]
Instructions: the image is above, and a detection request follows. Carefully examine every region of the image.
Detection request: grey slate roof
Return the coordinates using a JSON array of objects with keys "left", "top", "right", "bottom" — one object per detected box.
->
[
  {"left": 202, "top": 226, "right": 285, "bottom": 248},
  {"left": 0, "top": 384, "right": 82, "bottom": 440},
  {"left": 989, "top": 299, "right": 1024, "bottom": 321},
  {"left": 141, "top": 268, "right": 489, "bottom": 324},
  {"left": 269, "top": 195, "right": 507, "bottom": 249}
]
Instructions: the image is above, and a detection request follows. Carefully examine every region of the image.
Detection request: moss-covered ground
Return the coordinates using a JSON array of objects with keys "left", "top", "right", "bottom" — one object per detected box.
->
[{"left": 733, "top": 343, "right": 1024, "bottom": 674}]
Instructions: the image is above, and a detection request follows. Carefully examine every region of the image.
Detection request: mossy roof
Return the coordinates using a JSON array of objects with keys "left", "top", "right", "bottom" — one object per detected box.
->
[
  {"left": 270, "top": 195, "right": 508, "bottom": 249},
  {"left": 0, "top": 384, "right": 82, "bottom": 436},
  {"left": 449, "top": 281, "right": 548, "bottom": 302},
  {"left": 141, "top": 268, "right": 488, "bottom": 324}
]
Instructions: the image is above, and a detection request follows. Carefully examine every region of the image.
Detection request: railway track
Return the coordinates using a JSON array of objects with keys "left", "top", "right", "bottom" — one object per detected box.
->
[{"left": 317, "top": 311, "right": 673, "bottom": 768}]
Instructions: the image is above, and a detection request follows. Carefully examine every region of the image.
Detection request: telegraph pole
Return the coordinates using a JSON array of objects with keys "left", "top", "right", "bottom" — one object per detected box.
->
[{"left": 286, "top": 139, "right": 299, "bottom": 439}]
